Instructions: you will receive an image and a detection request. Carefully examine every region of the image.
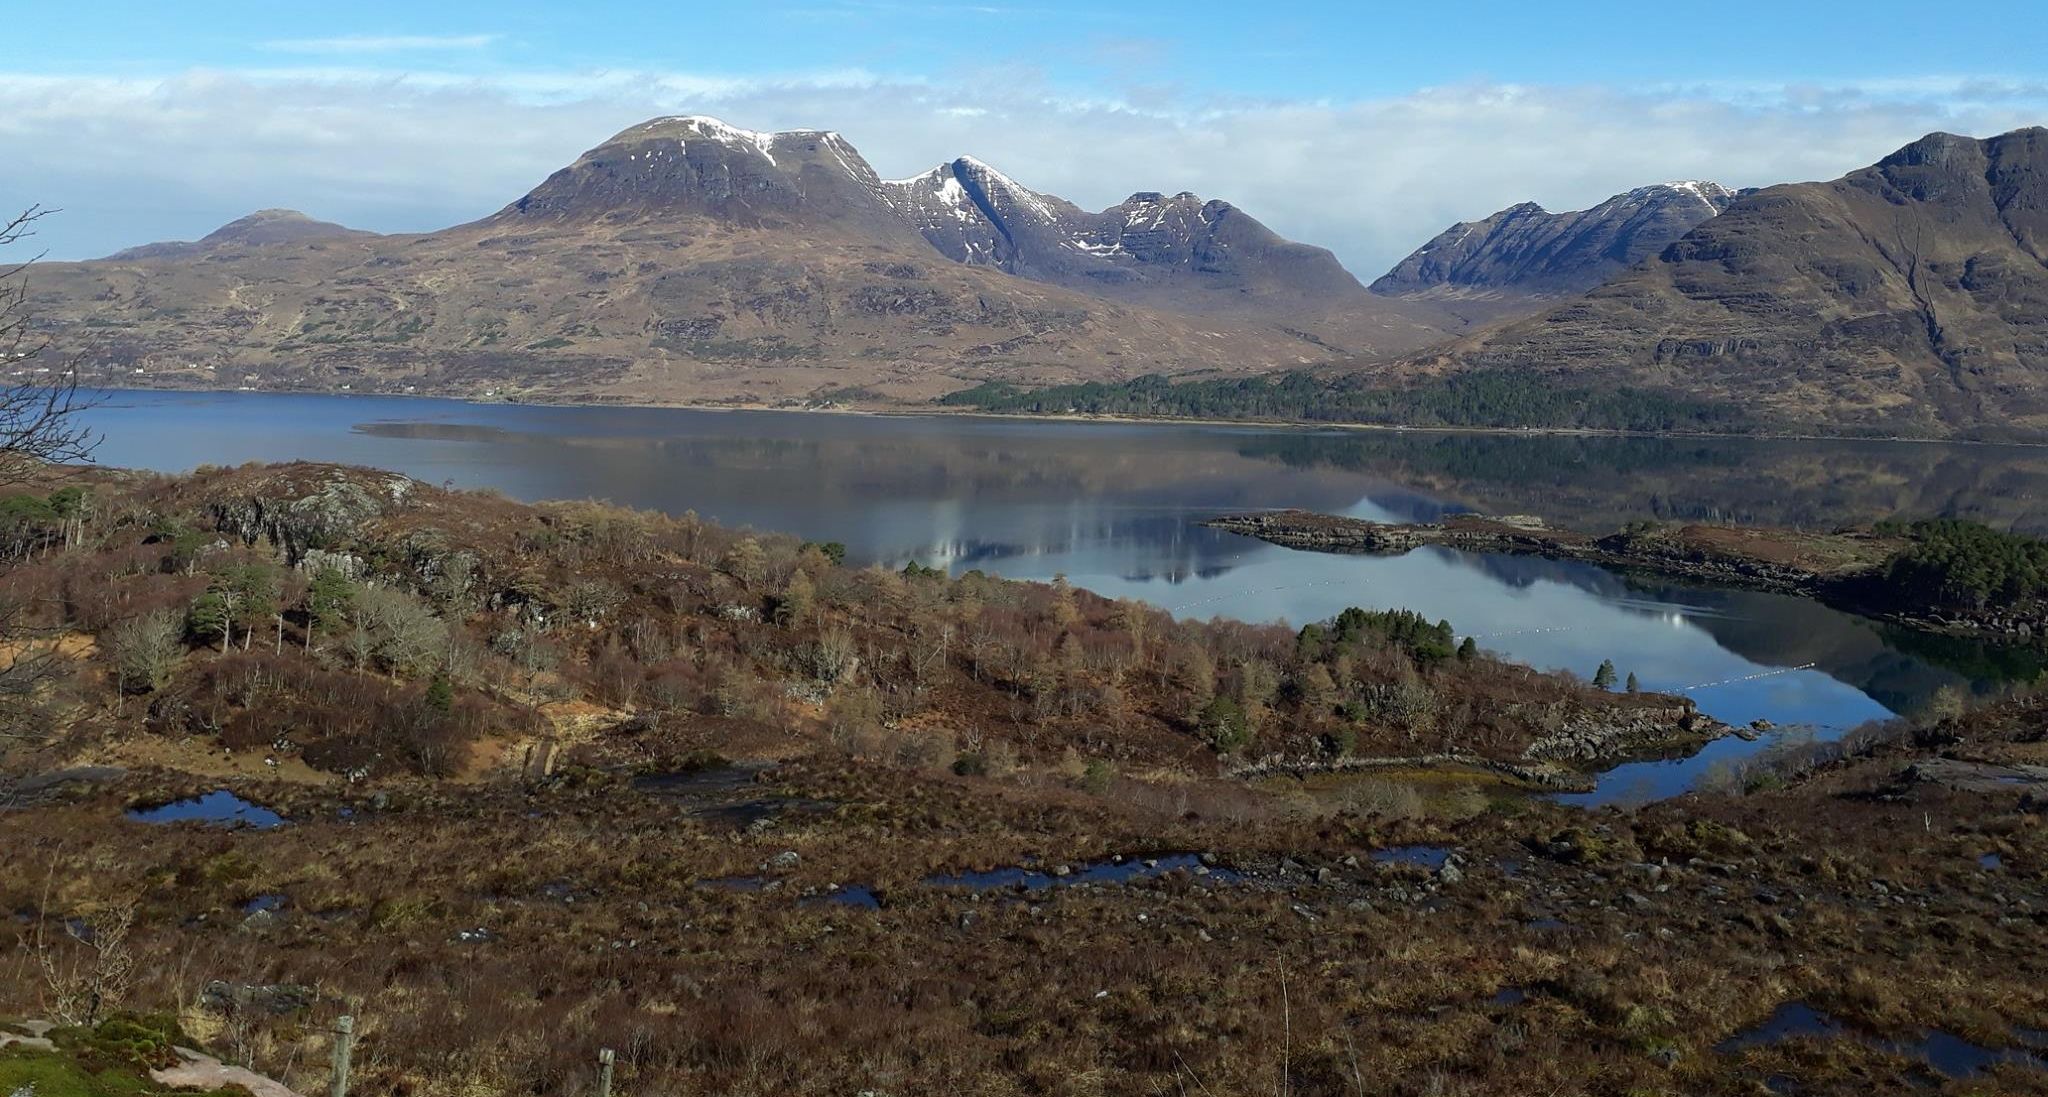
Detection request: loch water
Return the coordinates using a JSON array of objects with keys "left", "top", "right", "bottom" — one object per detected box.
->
[{"left": 80, "top": 389, "right": 2048, "bottom": 800}]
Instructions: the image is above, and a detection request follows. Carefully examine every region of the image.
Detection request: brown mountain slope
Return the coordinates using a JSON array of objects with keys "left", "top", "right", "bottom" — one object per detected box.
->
[
  {"left": 1399, "top": 128, "right": 2048, "bottom": 439},
  {"left": 103, "top": 208, "right": 377, "bottom": 260},
  {"left": 24, "top": 117, "right": 1456, "bottom": 404}
]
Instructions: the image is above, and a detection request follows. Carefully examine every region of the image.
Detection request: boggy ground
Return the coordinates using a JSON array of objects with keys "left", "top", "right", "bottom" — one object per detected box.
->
[
  {"left": 2, "top": 464, "right": 2045, "bottom": 1095},
  {"left": 7, "top": 697, "right": 2048, "bottom": 1097}
]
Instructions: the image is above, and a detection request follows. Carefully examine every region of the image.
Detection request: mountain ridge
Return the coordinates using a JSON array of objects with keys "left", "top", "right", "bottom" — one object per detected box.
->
[
  {"left": 1388, "top": 126, "right": 2048, "bottom": 439},
  {"left": 1371, "top": 181, "right": 1740, "bottom": 310}
]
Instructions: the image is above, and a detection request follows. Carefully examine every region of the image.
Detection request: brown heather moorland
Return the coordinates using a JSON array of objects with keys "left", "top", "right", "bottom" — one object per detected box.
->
[{"left": 2, "top": 463, "right": 2047, "bottom": 1096}]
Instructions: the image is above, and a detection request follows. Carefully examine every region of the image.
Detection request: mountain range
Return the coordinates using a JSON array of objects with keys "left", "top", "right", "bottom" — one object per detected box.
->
[
  {"left": 28, "top": 116, "right": 1452, "bottom": 405},
  {"left": 22, "top": 116, "right": 2048, "bottom": 439},
  {"left": 1403, "top": 127, "right": 2048, "bottom": 439}
]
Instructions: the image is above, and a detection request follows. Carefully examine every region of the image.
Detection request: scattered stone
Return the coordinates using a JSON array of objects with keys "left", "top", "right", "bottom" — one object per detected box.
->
[{"left": 201, "top": 981, "right": 314, "bottom": 1016}]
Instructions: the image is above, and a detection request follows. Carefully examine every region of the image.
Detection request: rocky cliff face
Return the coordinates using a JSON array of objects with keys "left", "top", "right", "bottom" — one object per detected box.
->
[
  {"left": 1371, "top": 181, "right": 1737, "bottom": 304},
  {"left": 1406, "top": 128, "right": 2048, "bottom": 439},
  {"left": 885, "top": 162, "right": 1369, "bottom": 305}
]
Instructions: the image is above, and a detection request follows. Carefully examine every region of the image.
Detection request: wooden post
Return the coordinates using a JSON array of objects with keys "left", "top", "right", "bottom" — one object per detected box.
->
[
  {"left": 597, "top": 1048, "right": 615, "bottom": 1097},
  {"left": 329, "top": 1015, "right": 354, "bottom": 1097}
]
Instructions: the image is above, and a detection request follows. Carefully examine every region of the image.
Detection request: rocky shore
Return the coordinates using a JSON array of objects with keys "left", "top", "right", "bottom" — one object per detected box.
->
[{"left": 1229, "top": 700, "right": 1733, "bottom": 793}]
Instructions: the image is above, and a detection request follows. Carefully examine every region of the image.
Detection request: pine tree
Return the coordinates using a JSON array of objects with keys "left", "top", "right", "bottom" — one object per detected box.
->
[
  {"left": 1625, "top": 671, "right": 1639, "bottom": 693},
  {"left": 1593, "top": 659, "right": 1618, "bottom": 690}
]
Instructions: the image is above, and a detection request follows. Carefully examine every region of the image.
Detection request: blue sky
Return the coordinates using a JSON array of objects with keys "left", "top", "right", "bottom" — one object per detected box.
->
[{"left": 6, "top": 1, "right": 2046, "bottom": 271}]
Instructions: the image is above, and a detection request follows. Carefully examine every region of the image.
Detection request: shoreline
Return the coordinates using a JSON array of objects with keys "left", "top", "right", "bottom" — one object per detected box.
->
[{"left": 75, "top": 378, "right": 2048, "bottom": 450}]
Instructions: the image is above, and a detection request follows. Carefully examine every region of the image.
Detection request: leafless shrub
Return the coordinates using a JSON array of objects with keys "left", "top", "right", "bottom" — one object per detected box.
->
[
  {"left": 106, "top": 607, "right": 184, "bottom": 693},
  {"left": 36, "top": 895, "right": 138, "bottom": 1026}
]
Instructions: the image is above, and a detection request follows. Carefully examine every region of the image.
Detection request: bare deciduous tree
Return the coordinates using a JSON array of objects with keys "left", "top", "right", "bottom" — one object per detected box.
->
[
  {"left": 0, "top": 206, "right": 96, "bottom": 487},
  {"left": 1, "top": 205, "right": 98, "bottom": 762}
]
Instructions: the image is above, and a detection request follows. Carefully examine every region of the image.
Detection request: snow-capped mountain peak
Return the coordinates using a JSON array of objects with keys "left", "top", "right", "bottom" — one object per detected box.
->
[{"left": 1374, "top": 179, "right": 1740, "bottom": 299}]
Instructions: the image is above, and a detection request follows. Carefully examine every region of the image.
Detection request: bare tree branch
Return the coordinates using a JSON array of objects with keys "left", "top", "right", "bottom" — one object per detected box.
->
[
  {"left": 0, "top": 205, "right": 96, "bottom": 766},
  {"left": 0, "top": 206, "right": 99, "bottom": 488}
]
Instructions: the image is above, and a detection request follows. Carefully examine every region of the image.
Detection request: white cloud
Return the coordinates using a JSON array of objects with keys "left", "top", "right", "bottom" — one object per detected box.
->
[
  {"left": 260, "top": 34, "right": 502, "bottom": 54},
  {"left": 0, "top": 65, "right": 2041, "bottom": 272}
]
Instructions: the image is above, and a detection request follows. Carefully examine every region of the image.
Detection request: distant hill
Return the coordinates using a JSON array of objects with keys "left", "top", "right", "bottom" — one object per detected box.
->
[
  {"left": 1371, "top": 181, "right": 1737, "bottom": 319},
  {"left": 104, "top": 209, "right": 377, "bottom": 260},
  {"left": 1397, "top": 128, "right": 2048, "bottom": 439},
  {"left": 32, "top": 116, "right": 1456, "bottom": 405}
]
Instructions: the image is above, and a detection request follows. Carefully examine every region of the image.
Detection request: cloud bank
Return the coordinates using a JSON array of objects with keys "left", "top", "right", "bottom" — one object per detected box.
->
[{"left": 1, "top": 64, "right": 2041, "bottom": 275}]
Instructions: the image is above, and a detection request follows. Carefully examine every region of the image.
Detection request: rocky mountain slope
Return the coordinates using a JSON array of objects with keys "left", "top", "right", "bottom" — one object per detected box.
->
[
  {"left": 28, "top": 116, "right": 1454, "bottom": 404},
  {"left": 105, "top": 208, "right": 378, "bottom": 260},
  {"left": 882, "top": 158, "right": 1424, "bottom": 347},
  {"left": 1395, "top": 128, "right": 2048, "bottom": 439},
  {"left": 1371, "top": 181, "right": 1736, "bottom": 316}
]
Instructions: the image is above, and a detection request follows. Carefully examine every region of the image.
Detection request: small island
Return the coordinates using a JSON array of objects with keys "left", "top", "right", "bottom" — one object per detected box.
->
[{"left": 1205, "top": 509, "right": 2048, "bottom": 641}]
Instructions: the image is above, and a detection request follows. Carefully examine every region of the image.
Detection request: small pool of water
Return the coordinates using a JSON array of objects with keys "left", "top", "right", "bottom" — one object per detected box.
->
[
  {"left": 925, "top": 853, "right": 1237, "bottom": 892},
  {"left": 241, "top": 893, "right": 287, "bottom": 914},
  {"left": 806, "top": 885, "right": 881, "bottom": 910},
  {"left": 1717, "top": 1000, "right": 2047, "bottom": 1079},
  {"left": 1981, "top": 852, "right": 2005, "bottom": 870},
  {"left": 1370, "top": 844, "right": 1452, "bottom": 869},
  {"left": 127, "top": 791, "right": 286, "bottom": 829}
]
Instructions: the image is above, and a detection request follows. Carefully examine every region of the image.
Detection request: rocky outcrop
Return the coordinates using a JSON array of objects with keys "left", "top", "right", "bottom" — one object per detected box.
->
[
  {"left": 152, "top": 1046, "right": 307, "bottom": 1097},
  {"left": 1228, "top": 750, "right": 1600, "bottom": 792},
  {"left": 1523, "top": 704, "right": 1730, "bottom": 765},
  {"left": 1228, "top": 703, "right": 1725, "bottom": 791},
  {"left": 204, "top": 466, "right": 417, "bottom": 562},
  {"left": 1902, "top": 758, "right": 2048, "bottom": 793}
]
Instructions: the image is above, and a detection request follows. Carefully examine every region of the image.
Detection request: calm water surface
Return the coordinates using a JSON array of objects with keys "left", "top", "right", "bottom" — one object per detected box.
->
[{"left": 80, "top": 390, "right": 2048, "bottom": 801}]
